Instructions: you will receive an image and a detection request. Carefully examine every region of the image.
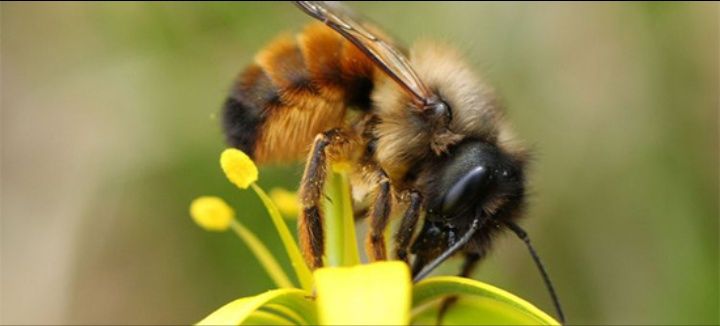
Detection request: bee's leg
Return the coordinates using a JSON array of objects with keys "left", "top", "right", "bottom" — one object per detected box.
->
[
  {"left": 353, "top": 206, "right": 369, "bottom": 222},
  {"left": 365, "top": 173, "right": 392, "bottom": 261},
  {"left": 436, "top": 253, "right": 481, "bottom": 324},
  {"left": 394, "top": 190, "right": 423, "bottom": 264},
  {"left": 298, "top": 129, "right": 347, "bottom": 269}
]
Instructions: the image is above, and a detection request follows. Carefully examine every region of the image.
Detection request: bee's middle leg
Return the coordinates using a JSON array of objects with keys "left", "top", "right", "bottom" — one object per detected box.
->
[
  {"left": 298, "top": 129, "right": 348, "bottom": 270},
  {"left": 394, "top": 190, "right": 423, "bottom": 264}
]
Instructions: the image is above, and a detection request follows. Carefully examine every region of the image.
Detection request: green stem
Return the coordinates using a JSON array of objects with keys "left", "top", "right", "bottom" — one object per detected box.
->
[
  {"left": 229, "top": 220, "right": 294, "bottom": 288},
  {"left": 324, "top": 170, "right": 360, "bottom": 267},
  {"left": 251, "top": 183, "right": 314, "bottom": 291}
]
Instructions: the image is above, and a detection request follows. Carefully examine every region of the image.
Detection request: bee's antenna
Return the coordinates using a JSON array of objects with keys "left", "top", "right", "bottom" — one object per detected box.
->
[
  {"left": 504, "top": 220, "right": 566, "bottom": 324},
  {"left": 413, "top": 216, "right": 485, "bottom": 283}
]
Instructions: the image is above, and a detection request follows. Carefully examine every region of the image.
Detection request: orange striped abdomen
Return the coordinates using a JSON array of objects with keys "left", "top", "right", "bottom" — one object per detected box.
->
[{"left": 222, "top": 23, "right": 376, "bottom": 164}]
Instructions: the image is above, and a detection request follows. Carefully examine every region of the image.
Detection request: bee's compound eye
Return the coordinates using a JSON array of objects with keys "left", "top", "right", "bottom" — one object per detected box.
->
[{"left": 441, "top": 166, "right": 491, "bottom": 214}]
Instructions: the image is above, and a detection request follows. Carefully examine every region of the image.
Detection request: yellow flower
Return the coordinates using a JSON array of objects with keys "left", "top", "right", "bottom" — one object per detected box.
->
[
  {"left": 193, "top": 152, "right": 561, "bottom": 325},
  {"left": 189, "top": 196, "right": 234, "bottom": 231},
  {"left": 197, "top": 261, "right": 560, "bottom": 325},
  {"left": 314, "top": 262, "right": 411, "bottom": 325},
  {"left": 220, "top": 148, "right": 258, "bottom": 189},
  {"left": 198, "top": 261, "right": 410, "bottom": 326},
  {"left": 269, "top": 187, "right": 299, "bottom": 218}
]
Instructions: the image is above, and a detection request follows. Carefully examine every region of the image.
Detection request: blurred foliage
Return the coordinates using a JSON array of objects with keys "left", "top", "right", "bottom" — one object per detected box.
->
[{"left": 1, "top": 2, "right": 717, "bottom": 325}]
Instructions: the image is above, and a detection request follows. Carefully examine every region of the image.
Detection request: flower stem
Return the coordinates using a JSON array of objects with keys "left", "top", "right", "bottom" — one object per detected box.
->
[
  {"left": 229, "top": 220, "right": 294, "bottom": 288},
  {"left": 251, "top": 183, "right": 314, "bottom": 291},
  {"left": 324, "top": 170, "right": 360, "bottom": 267}
]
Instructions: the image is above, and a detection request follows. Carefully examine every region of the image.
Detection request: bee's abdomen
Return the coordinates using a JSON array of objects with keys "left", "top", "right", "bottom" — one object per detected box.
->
[{"left": 222, "top": 23, "right": 375, "bottom": 164}]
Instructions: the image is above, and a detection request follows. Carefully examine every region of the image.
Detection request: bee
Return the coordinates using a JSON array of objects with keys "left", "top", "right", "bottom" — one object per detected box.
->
[{"left": 222, "top": 1, "right": 564, "bottom": 322}]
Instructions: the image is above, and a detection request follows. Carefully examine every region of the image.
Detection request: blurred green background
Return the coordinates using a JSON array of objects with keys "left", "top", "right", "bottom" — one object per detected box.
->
[{"left": 1, "top": 2, "right": 717, "bottom": 324}]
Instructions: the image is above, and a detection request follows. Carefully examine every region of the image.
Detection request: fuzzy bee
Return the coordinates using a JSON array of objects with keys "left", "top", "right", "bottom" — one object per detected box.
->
[{"left": 222, "top": 1, "right": 563, "bottom": 322}]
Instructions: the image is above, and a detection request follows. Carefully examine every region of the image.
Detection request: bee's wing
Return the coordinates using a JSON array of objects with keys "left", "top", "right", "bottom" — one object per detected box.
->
[{"left": 294, "top": 1, "right": 437, "bottom": 107}]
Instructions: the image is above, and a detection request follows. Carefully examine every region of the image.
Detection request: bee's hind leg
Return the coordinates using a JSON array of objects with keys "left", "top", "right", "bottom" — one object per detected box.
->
[
  {"left": 365, "top": 172, "right": 392, "bottom": 261},
  {"left": 393, "top": 190, "right": 423, "bottom": 264},
  {"left": 436, "top": 253, "right": 481, "bottom": 324},
  {"left": 298, "top": 129, "right": 351, "bottom": 270}
]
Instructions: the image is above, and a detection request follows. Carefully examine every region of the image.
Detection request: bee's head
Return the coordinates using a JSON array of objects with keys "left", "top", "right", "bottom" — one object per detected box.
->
[{"left": 425, "top": 140, "right": 527, "bottom": 226}]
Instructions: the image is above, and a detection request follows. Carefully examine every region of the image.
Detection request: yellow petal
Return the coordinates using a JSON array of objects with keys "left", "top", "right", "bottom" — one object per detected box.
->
[
  {"left": 220, "top": 148, "right": 258, "bottom": 189},
  {"left": 314, "top": 261, "right": 411, "bottom": 325},
  {"left": 412, "top": 276, "right": 560, "bottom": 325},
  {"left": 190, "top": 196, "right": 234, "bottom": 231},
  {"left": 196, "top": 289, "right": 316, "bottom": 325},
  {"left": 197, "top": 297, "right": 253, "bottom": 325}
]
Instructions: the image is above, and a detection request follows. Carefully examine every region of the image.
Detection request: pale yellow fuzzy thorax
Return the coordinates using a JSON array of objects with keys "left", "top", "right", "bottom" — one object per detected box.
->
[{"left": 373, "top": 41, "right": 512, "bottom": 184}]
